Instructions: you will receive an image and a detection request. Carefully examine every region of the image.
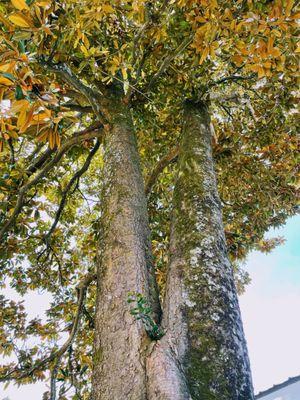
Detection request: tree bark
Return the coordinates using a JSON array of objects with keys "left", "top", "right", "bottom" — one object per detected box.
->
[
  {"left": 91, "top": 99, "right": 160, "bottom": 400},
  {"left": 147, "top": 100, "right": 254, "bottom": 400}
]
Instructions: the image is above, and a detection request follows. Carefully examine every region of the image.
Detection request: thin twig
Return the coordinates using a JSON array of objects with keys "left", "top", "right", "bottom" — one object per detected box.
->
[
  {"left": 209, "top": 74, "right": 256, "bottom": 88},
  {"left": 7, "top": 139, "right": 15, "bottom": 166},
  {"left": 147, "top": 36, "right": 193, "bottom": 90},
  {"left": 44, "top": 139, "right": 101, "bottom": 243}
]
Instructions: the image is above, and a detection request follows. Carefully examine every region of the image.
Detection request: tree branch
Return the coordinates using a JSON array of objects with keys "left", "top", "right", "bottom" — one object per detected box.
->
[
  {"left": 40, "top": 60, "right": 108, "bottom": 121},
  {"left": 0, "top": 273, "right": 96, "bottom": 382},
  {"left": 27, "top": 147, "right": 55, "bottom": 176},
  {"left": 60, "top": 104, "right": 93, "bottom": 113},
  {"left": 209, "top": 74, "right": 256, "bottom": 88},
  {"left": 0, "top": 124, "right": 103, "bottom": 242},
  {"left": 147, "top": 36, "right": 193, "bottom": 91},
  {"left": 44, "top": 138, "right": 101, "bottom": 242},
  {"left": 145, "top": 146, "right": 179, "bottom": 196}
]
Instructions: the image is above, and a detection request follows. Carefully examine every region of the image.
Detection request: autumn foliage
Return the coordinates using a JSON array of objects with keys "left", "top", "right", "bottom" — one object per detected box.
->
[{"left": 0, "top": 0, "right": 298, "bottom": 398}]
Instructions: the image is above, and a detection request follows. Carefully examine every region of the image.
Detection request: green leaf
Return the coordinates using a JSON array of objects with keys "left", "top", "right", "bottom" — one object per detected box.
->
[{"left": 15, "top": 85, "right": 24, "bottom": 100}]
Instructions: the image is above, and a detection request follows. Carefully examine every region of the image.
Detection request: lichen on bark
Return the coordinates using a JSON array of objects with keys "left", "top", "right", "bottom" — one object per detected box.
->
[{"left": 158, "top": 100, "right": 255, "bottom": 400}]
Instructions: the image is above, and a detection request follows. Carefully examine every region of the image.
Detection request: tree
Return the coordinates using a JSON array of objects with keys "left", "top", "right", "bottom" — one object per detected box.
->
[{"left": 0, "top": 1, "right": 298, "bottom": 399}]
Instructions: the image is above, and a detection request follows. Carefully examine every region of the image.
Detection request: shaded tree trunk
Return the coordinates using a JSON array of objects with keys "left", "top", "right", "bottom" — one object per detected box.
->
[
  {"left": 91, "top": 99, "right": 160, "bottom": 400},
  {"left": 147, "top": 100, "right": 254, "bottom": 399}
]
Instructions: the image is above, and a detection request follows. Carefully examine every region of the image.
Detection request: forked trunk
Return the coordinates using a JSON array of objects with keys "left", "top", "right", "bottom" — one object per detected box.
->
[
  {"left": 147, "top": 101, "right": 254, "bottom": 400},
  {"left": 92, "top": 98, "right": 253, "bottom": 400},
  {"left": 91, "top": 100, "right": 160, "bottom": 400}
]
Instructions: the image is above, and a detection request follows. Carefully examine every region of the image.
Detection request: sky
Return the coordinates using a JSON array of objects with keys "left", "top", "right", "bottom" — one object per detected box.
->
[
  {"left": 239, "top": 214, "right": 300, "bottom": 394},
  {"left": 1, "top": 215, "right": 299, "bottom": 399}
]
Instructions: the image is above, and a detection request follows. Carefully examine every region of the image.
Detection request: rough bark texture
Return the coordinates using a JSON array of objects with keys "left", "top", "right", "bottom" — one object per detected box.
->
[
  {"left": 148, "top": 101, "right": 254, "bottom": 400},
  {"left": 91, "top": 99, "right": 159, "bottom": 400}
]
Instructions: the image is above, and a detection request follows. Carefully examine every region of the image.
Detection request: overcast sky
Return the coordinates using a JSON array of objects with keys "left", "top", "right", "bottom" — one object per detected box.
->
[{"left": 1, "top": 215, "right": 299, "bottom": 399}]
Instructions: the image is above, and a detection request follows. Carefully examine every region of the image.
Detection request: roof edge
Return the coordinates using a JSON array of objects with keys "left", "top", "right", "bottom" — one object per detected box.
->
[{"left": 255, "top": 375, "right": 300, "bottom": 399}]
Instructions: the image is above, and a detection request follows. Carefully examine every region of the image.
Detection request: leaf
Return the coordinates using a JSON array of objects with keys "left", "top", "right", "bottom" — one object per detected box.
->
[
  {"left": 11, "top": 99, "right": 29, "bottom": 113},
  {"left": 36, "top": 128, "right": 49, "bottom": 142},
  {"left": 55, "top": 130, "right": 60, "bottom": 147},
  {"left": 15, "top": 85, "right": 24, "bottom": 100},
  {"left": 102, "top": 4, "right": 114, "bottom": 13},
  {"left": 19, "top": 106, "right": 34, "bottom": 133},
  {"left": 286, "top": 0, "right": 294, "bottom": 16},
  {"left": 80, "top": 44, "right": 89, "bottom": 57},
  {"left": 199, "top": 47, "right": 209, "bottom": 65},
  {"left": 8, "top": 13, "right": 33, "bottom": 28},
  {"left": 17, "top": 107, "right": 27, "bottom": 129},
  {"left": 48, "top": 131, "right": 55, "bottom": 149},
  {"left": 11, "top": 0, "right": 30, "bottom": 11},
  {"left": 13, "top": 30, "right": 32, "bottom": 40},
  {"left": 270, "top": 47, "right": 281, "bottom": 58},
  {"left": 0, "top": 77, "right": 14, "bottom": 86},
  {"left": 121, "top": 67, "right": 128, "bottom": 80},
  {"left": 0, "top": 63, "right": 15, "bottom": 73},
  {"left": 1, "top": 72, "right": 16, "bottom": 81}
]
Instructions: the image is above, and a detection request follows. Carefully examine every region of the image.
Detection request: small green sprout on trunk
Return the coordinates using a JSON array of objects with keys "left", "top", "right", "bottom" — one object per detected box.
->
[{"left": 127, "top": 292, "right": 164, "bottom": 340}]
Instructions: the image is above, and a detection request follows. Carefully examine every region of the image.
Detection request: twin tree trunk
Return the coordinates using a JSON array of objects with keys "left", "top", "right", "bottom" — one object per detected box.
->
[{"left": 91, "top": 99, "right": 254, "bottom": 399}]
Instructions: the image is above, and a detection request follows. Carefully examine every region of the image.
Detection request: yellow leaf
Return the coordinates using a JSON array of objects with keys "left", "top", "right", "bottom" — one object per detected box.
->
[
  {"left": 195, "top": 16, "right": 207, "bottom": 23},
  {"left": 0, "top": 63, "right": 15, "bottom": 73},
  {"left": 82, "top": 34, "right": 90, "bottom": 49},
  {"left": 55, "top": 130, "right": 60, "bottom": 147},
  {"left": 263, "top": 61, "right": 272, "bottom": 69},
  {"left": 291, "top": 12, "right": 300, "bottom": 19},
  {"left": 121, "top": 67, "right": 128, "bottom": 80},
  {"left": 8, "top": 13, "right": 33, "bottom": 28},
  {"left": 19, "top": 107, "right": 34, "bottom": 133},
  {"left": 32, "top": 112, "right": 51, "bottom": 122},
  {"left": 0, "top": 76, "right": 14, "bottom": 86},
  {"left": 17, "top": 108, "right": 27, "bottom": 129},
  {"left": 286, "top": 0, "right": 294, "bottom": 16},
  {"left": 267, "top": 36, "right": 274, "bottom": 53},
  {"left": 11, "top": 0, "right": 30, "bottom": 11},
  {"left": 199, "top": 47, "right": 209, "bottom": 65},
  {"left": 48, "top": 131, "right": 55, "bottom": 149},
  {"left": 272, "top": 29, "right": 281, "bottom": 37},
  {"left": 0, "top": 14, "right": 13, "bottom": 28},
  {"left": 36, "top": 128, "right": 49, "bottom": 142},
  {"left": 258, "top": 66, "right": 265, "bottom": 78},
  {"left": 247, "top": 64, "right": 260, "bottom": 73},
  {"left": 11, "top": 99, "right": 29, "bottom": 113},
  {"left": 210, "top": 45, "right": 215, "bottom": 59},
  {"left": 271, "top": 47, "right": 281, "bottom": 57},
  {"left": 232, "top": 54, "right": 244, "bottom": 66},
  {"left": 16, "top": 101, "right": 31, "bottom": 130},
  {"left": 80, "top": 44, "right": 89, "bottom": 57},
  {"left": 295, "top": 44, "right": 300, "bottom": 53},
  {"left": 34, "top": 5, "right": 43, "bottom": 24},
  {"left": 102, "top": 4, "right": 114, "bottom": 13},
  {"left": 36, "top": 0, "right": 51, "bottom": 6}
]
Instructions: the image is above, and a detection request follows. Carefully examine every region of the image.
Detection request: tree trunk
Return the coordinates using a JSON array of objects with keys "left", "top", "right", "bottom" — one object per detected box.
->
[
  {"left": 148, "top": 100, "right": 254, "bottom": 400},
  {"left": 91, "top": 99, "right": 160, "bottom": 400}
]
